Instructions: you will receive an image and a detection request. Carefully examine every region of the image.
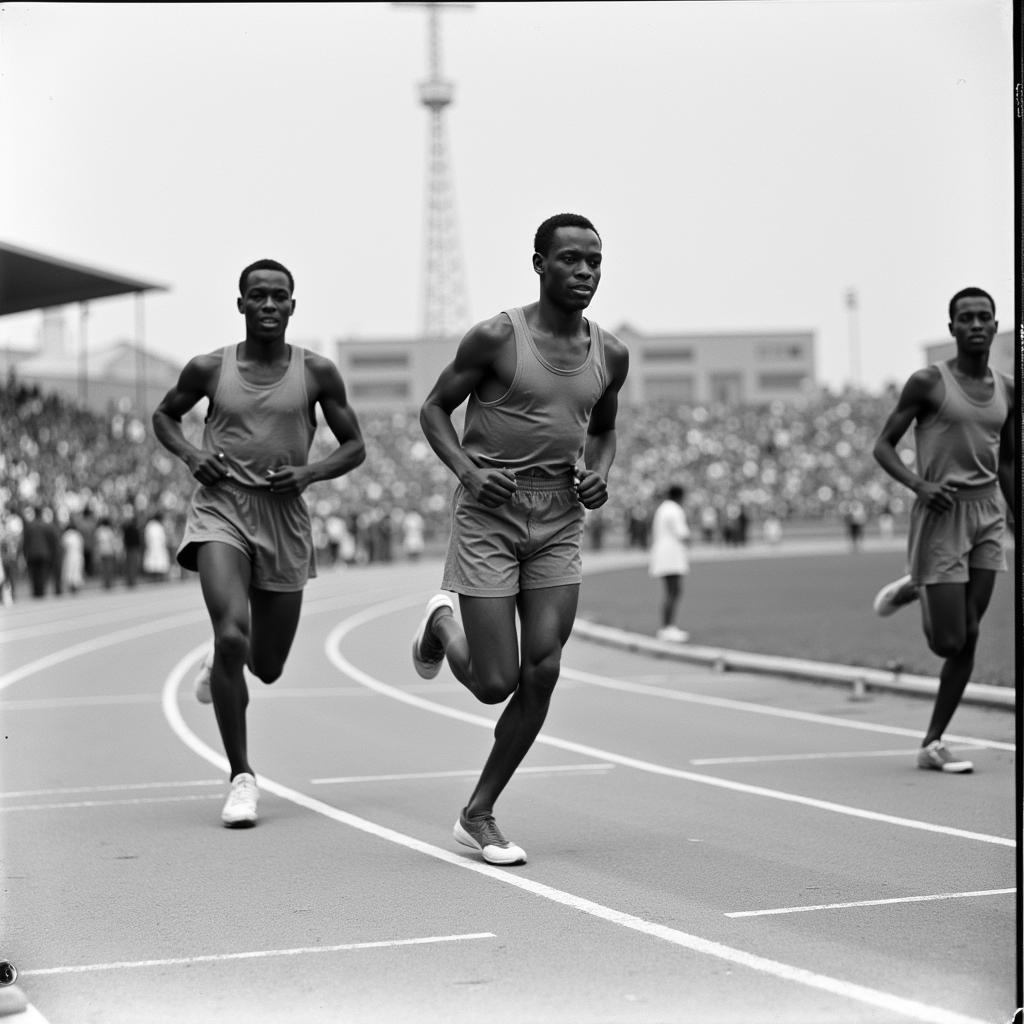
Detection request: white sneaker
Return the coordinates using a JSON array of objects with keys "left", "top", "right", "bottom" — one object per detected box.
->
[
  {"left": 454, "top": 809, "right": 526, "bottom": 865},
  {"left": 221, "top": 773, "right": 259, "bottom": 827},
  {"left": 656, "top": 626, "right": 690, "bottom": 642},
  {"left": 872, "top": 575, "right": 918, "bottom": 617},
  {"left": 916, "top": 741, "right": 973, "bottom": 774},
  {"left": 412, "top": 594, "right": 455, "bottom": 679},
  {"left": 194, "top": 643, "right": 215, "bottom": 704}
]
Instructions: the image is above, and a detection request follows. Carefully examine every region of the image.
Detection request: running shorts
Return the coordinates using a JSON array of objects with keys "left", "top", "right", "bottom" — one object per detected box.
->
[
  {"left": 906, "top": 484, "right": 1007, "bottom": 586},
  {"left": 177, "top": 480, "right": 316, "bottom": 592},
  {"left": 441, "top": 471, "right": 584, "bottom": 597}
]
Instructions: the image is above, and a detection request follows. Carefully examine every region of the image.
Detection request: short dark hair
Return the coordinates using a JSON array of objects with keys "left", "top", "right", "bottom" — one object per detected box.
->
[
  {"left": 534, "top": 213, "right": 600, "bottom": 256},
  {"left": 668, "top": 484, "right": 685, "bottom": 502},
  {"left": 239, "top": 259, "right": 294, "bottom": 296},
  {"left": 948, "top": 286, "right": 994, "bottom": 322}
]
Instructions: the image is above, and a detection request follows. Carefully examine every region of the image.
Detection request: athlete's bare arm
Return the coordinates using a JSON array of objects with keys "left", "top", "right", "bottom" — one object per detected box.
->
[
  {"left": 997, "top": 377, "right": 1016, "bottom": 523},
  {"left": 420, "top": 315, "right": 519, "bottom": 508},
  {"left": 872, "top": 366, "right": 956, "bottom": 512},
  {"left": 577, "top": 332, "right": 629, "bottom": 510},
  {"left": 152, "top": 352, "right": 231, "bottom": 487}
]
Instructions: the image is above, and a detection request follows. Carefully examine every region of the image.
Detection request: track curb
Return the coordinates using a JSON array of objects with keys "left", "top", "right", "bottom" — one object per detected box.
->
[{"left": 572, "top": 618, "right": 1014, "bottom": 710}]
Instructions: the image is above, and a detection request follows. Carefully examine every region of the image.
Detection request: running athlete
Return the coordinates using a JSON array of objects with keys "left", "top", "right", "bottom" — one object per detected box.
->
[
  {"left": 153, "top": 259, "right": 365, "bottom": 826},
  {"left": 411, "top": 213, "right": 629, "bottom": 864},
  {"left": 871, "top": 286, "right": 1014, "bottom": 773}
]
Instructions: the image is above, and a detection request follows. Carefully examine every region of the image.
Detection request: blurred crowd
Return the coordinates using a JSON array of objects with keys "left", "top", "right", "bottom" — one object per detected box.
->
[{"left": 1, "top": 376, "right": 912, "bottom": 602}]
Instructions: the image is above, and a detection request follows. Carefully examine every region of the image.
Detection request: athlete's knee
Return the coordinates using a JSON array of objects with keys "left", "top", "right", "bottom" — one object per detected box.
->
[
  {"left": 249, "top": 656, "right": 285, "bottom": 685},
  {"left": 475, "top": 671, "right": 518, "bottom": 705},
  {"left": 214, "top": 625, "right": 249, "bottom": 666},
  {"left": 520, "top": 651, "right": 561, "bottom": 701},
  {"left": 927, "top": 625, "right": 971, "bottom": 659}
]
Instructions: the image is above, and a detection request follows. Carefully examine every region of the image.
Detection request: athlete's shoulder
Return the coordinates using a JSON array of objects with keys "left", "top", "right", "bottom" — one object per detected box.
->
[
  {"left": 904, "top": 363, "right": 942, "bottom": 394},
  {"left": 297, "top": 346, "right": 336, "bottom": 373},
  {"left": 458, "top": 312, "right": 516, "bottom": 354},
  {"left": 593, "top": 323, "right": 629, "bottom": 381},
  {"left": 300, "top": 348, "right": 348, "bottom": 395},
  {"left": 596, "top": 324, "right": 628, "bottom": 356},
  {"left": 177, "top": 347, "right": 226, "bottom": 385},
  {"left": 190, "top": 346, "right": 228, "bottom": 367}
]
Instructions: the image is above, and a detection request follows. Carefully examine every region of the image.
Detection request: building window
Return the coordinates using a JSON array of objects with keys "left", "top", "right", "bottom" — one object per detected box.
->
[
  {"left": 349, "top": 352, "right": 410, "bottom": 369},
  {"left": 351, "top": 381, "right": 410, "bottom": 399},
  {"left": 755, "top": 343, "right": 805, "bottom": 361},
  {"left": 644, "top": 347, "right": 694, "bottom": 362},
  {"left": 644, "top": 375, "right": 695, "bottom": 402},
  {"left": 757, "top": 372, "right": 806, "bottom": 390},
  {"left": 709, "top": 372, "right": 743, "bottom": 405}
]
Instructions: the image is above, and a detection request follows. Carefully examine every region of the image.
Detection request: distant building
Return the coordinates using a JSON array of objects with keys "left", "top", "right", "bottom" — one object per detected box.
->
[
  {"left": 616, "top": 324, "right": 816, "bottom": 406},
  {"left": 922, "top": 329, "right": 1015, "bottom": 378},
  {"left": 6, "top": 337, "right": 180, "bottom": 416},
  {"left": 333, "top": 325, "right": 817, "bottom": 411}
]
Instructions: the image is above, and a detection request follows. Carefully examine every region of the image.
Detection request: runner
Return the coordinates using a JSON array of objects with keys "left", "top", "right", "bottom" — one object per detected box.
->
[
  {"left": 411, "top": 213, "right": 629, "bottom": 864},
  {"left": 152, "top": 258, "right": 365, "bottom": 825},
  {"left": 871, "top": 286, "right": 1014, "bottom": 773}
]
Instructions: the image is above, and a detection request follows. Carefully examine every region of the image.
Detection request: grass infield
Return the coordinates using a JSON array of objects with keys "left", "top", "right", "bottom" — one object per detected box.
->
[{"left": 578, "top": 547, "right": 1015, "bottom": 688}]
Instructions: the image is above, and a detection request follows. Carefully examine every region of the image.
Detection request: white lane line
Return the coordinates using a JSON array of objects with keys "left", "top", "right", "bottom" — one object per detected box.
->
[
  {"left": 690, "top": 748, "right": 986, "bottom": 766},
  {"left": 0, "top": 591, "right": 373, "bottom": 697},
  {"left": 0, "top": 612, "right": 208, "bottom": 694},
  {"left": 563, "top": 669, "right": 1015, "bottom": 752},
  {"left": 20, "top": 933, "right": 496, "bottom": 976},
  {"left": 325, "top": 600, "right": 1014, "bottom": 848},
  {"left": 311, "top": 763, "right": 615, "bottom": 785},
  {"left": 0, "top": 780, "right": 221, "bottom": 798},
  {"left": 1, "top": 694, "right": 163, "bottom": 711},
  {"left": 0, "top": 588, "right": 370, "bottom": 645},
  {"left": 0, "top": 794, "right": 221, "bottom": 812},
  {"left": 161, "top": 642, "right": 993, "bottom": 1024},
  {"left": 726, "top": 888, "right": 1016, "bottom": 919}
]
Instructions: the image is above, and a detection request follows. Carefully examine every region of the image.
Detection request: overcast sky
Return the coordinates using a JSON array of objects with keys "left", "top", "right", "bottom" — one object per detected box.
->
[{"left": 0, "top": 0, "right": 1015, "bottom": 395}]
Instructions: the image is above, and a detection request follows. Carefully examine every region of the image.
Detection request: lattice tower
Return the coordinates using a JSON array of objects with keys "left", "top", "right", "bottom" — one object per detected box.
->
[{"left": 396, "top": 2, "right": 473, "bottom": 341}]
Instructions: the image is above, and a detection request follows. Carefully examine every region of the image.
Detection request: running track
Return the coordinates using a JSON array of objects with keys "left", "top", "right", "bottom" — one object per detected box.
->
[{"left": 0, "top": 549, "right": 1017, "bottom": 1023}]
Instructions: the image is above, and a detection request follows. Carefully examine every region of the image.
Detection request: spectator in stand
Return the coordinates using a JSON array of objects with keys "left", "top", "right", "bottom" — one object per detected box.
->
[
  {"left": 21, "top": 506, "right": 55, "bottom": 598},
  {"left": 60, "top": 520, "right": 85, "bottom": 595},
  {"left": 699, "top": 504, "right": 718, "bottom": 544},
  {"left": 0, "top": 513, "right": 19, "bottom": 603},
  {"left": 844, "top": 499, "right": 868, "bottom": 551},
  {"left": 143, "top": 511, "right": 170, "bottom": 581},
  {"left": 122, "top": 507, "right": 143, "bottom": 587},
  {"left": 93, "top": 516, "right": 118, "bottom": 590},
  {"left": 401, "top": 508, "right": 425, "bottom": 561}
]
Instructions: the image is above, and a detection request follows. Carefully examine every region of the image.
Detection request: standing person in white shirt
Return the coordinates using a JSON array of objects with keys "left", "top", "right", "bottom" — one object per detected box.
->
[
  {"left": 60, "top": 521, "right": 85, "bottom": 595},
  {"left": 401, "top": 508, "right": 426, "bottom": 561},
  {"left": 649, "top": 483, "right": 691, "bottom": 642},
  {"left": 143, "top": 512, "right": 171, "bottom": 580}
]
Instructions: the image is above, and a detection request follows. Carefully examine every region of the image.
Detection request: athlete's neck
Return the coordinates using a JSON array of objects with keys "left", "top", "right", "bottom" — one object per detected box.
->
[
  {"left": 532, "top": 297, "right": 587, "bottom": 339},
  {"left": 240, "top": 336, "right": 289, "bottom": 364},
  {"left": 950, "top": 352, "right": 990, "bottom": 380}
]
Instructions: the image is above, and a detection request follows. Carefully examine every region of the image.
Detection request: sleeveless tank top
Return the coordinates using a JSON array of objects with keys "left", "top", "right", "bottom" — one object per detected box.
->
[
  {"left": 460, "top": 307, "right": 608, "bottom": 477},
  {"left": 202, "top": 344, "right": 315, "bottom": 488},
  {"left": 913, "top": 361, "right": 1010, "bottom": 491}
]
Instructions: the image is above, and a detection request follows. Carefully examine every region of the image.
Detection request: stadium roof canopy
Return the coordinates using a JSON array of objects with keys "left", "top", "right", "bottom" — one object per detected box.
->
[{"left": 0, "top": 241, "right": 168, "bottom": 316}]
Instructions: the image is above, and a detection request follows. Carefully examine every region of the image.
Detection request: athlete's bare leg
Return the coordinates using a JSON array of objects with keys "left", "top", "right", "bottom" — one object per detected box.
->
[
  {"left": 919, "top": 569, "right": 996, "bottom": 745},
  {"left": 197, "top": 543, "right": 256, "bottom": 780},
  {"left": 431, "top": 596, "right": 520, "bottom": 704},
  {"left": 459, "top": 585, "right": 579, "bottom": 817},
  {"left": 247, "top": 586, "right": 304, "bottom": 684}
]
